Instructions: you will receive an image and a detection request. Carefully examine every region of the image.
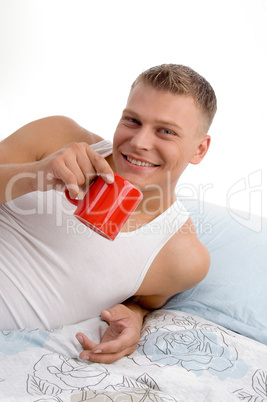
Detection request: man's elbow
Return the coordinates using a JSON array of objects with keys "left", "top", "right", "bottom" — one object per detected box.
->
[
  {"left": 135, "top": 295, "right": 170, "bottom": 311},
  {"left": 186, "top": 243, "right": 210, "bottom": 289}
]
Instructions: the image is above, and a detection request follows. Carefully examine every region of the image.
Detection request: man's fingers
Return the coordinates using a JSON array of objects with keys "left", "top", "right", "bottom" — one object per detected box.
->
[
  {"left": 93, "top": 337, "right": 128, "bottom": 354},
  {"left": 76, "top": 332, "right": 138, "bottom": 364},
  {"left": 76, "top": 335, "right": 129, "bottom": 364},
  {"left": 100, "top": 309, "right": 113, "bottom": 323},
  {"left": 83, "top": 347, "right": 135, "bottom": 364},
  {"left": 86, "top": 148, "right": 114, "bottom": 184},
  {"left": 80, "top": 344, "right": 136, "bottom": 364},
  {"left": 78, "top": 333, "right": 131, "bottom": 354},
  {"left": 88, "top": 332, "right": 138, "bottom": 355},
  {"left": 100, "top": 306, "right": 130, "bottom": 324},
  {"left": 45, "top": 142, "right": 114, "bottom": 197},
  {"left": 49, "top": 163, "right": 79, "bottom": 199},
  {"left": 76, "top": 332, "right": 97, "bottom": 350}
]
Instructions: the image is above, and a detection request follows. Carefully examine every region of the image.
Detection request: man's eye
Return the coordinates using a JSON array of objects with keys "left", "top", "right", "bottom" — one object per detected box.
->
[
  {"left": 161, "top": 128, "right": 174, "bottom": 135},
  {"left": 128, "top": 118, "right": 140, "bottom": 125}
]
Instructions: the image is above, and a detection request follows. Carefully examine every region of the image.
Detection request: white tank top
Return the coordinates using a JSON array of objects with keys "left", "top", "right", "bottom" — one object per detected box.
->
[{"left": 0, "top": 140, "right": 189, "bottom": 330}]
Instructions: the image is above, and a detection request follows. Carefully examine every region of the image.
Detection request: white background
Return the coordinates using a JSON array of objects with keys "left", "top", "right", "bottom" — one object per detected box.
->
[{"left": 0, "top": 0, "right": 266, "bottom": 220}]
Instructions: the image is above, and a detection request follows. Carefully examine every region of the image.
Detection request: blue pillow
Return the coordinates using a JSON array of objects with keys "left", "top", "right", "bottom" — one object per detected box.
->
[{"left": 164, "top": 199, "right": 267, "bottom": 345}]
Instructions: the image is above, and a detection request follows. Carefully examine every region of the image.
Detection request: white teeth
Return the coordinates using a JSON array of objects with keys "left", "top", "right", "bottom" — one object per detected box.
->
[{"left": 126, "top": 156, "right": 155, "bottom": 167}]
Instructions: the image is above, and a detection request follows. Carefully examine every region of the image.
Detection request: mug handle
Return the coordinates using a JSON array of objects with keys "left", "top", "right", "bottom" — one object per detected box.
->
[{"left": 65, "top": 188, "right": 79, "bottom": 206}]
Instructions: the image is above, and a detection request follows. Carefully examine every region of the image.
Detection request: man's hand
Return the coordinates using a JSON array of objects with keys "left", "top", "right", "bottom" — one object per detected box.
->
[
  {"left": 76, "top": 302, "right": 149, "bottom": 364},
  {"left": 35, "top": 142, "right": 114, "bottom": 199}
]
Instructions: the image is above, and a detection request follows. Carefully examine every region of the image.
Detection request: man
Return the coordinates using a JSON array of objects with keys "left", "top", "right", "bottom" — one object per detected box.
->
[{"left": 0, "top": 64, "right": 217, "bottom": 363}]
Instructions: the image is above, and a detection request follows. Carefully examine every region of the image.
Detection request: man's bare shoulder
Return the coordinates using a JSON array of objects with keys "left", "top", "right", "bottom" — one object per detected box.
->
[{"left": 0, "top": 116, "right": 103, "bottom": 164}]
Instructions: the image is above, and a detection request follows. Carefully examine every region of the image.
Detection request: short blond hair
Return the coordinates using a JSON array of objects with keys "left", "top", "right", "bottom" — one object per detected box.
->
[{"left": 131, "top": 64, "right": 217, "bottom": 134}]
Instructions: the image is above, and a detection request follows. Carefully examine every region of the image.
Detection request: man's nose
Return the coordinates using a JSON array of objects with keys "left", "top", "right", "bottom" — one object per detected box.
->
[{"left": 130, "top": 127, "right": 154, "bottom": 151}]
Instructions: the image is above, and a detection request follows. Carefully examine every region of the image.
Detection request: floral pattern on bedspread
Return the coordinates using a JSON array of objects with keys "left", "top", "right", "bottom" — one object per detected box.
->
[
  {"left": 0, "top": 310, "right": 267, "bottom": 402},
  {"left": 233, "top": 369, "right": 267, "bottom": 401},
  {"left": 132, "top": 312, "right": 249, "bottom": 380}
]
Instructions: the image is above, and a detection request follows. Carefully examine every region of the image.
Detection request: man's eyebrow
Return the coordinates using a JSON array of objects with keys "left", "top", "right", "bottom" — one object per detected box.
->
[
  {"left": 122, "top": 108, "right": 139, "bottom": 117},
  {"left": 155, "top": 119, "right": 183, "bottom": 132}
]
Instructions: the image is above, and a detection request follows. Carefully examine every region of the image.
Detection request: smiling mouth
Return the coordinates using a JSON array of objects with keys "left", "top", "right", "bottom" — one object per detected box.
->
[{"left": 123, "top": 154, "right": 159, "bottom": 167}]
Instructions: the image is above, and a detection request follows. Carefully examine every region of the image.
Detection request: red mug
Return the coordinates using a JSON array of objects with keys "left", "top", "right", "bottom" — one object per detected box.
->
[{"left": 65, "top": 173, "right": 143, "bottom": 240}]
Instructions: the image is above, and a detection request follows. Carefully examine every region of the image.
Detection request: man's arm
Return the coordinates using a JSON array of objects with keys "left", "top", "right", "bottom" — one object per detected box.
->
[
  {"left": 134, "top": 218, "right": 210, "bottom": 310},
  {"left": 1, "top": 117, "right": 147, "bottom": 364},
  {"left": 0, "top": 116, "right": 103, "bottom": 164},
  {"left": 0, "top": 116, "right": 114, "bottom": 203},
  {"left": 77, "top": 219, "right": 210, "bottom": 363}
]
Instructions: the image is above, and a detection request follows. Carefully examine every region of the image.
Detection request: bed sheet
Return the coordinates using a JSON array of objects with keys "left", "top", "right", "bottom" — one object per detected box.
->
[{"left": 1, "top": 310, "right": 267, "bottom": 401}]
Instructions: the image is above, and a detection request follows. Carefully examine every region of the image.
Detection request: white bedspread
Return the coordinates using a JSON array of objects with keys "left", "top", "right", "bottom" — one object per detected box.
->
[{"left": 1, "top": 310, "right": 267, "bottom": 401}]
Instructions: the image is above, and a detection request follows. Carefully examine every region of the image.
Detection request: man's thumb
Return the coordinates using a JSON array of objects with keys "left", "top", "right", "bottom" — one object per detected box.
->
[{"left": 100, "top": 309, "right": 112, "bottom": 323}]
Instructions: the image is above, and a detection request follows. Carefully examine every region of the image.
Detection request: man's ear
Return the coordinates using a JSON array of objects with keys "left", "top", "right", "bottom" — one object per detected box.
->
[{"left": 190, "top": 135, "right": 211, "bottom": 165}]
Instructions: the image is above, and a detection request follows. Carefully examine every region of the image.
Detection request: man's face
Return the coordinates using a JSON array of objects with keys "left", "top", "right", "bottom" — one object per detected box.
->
[{"left": 112, "top": 82, "right": 207, "bottom": 201}]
